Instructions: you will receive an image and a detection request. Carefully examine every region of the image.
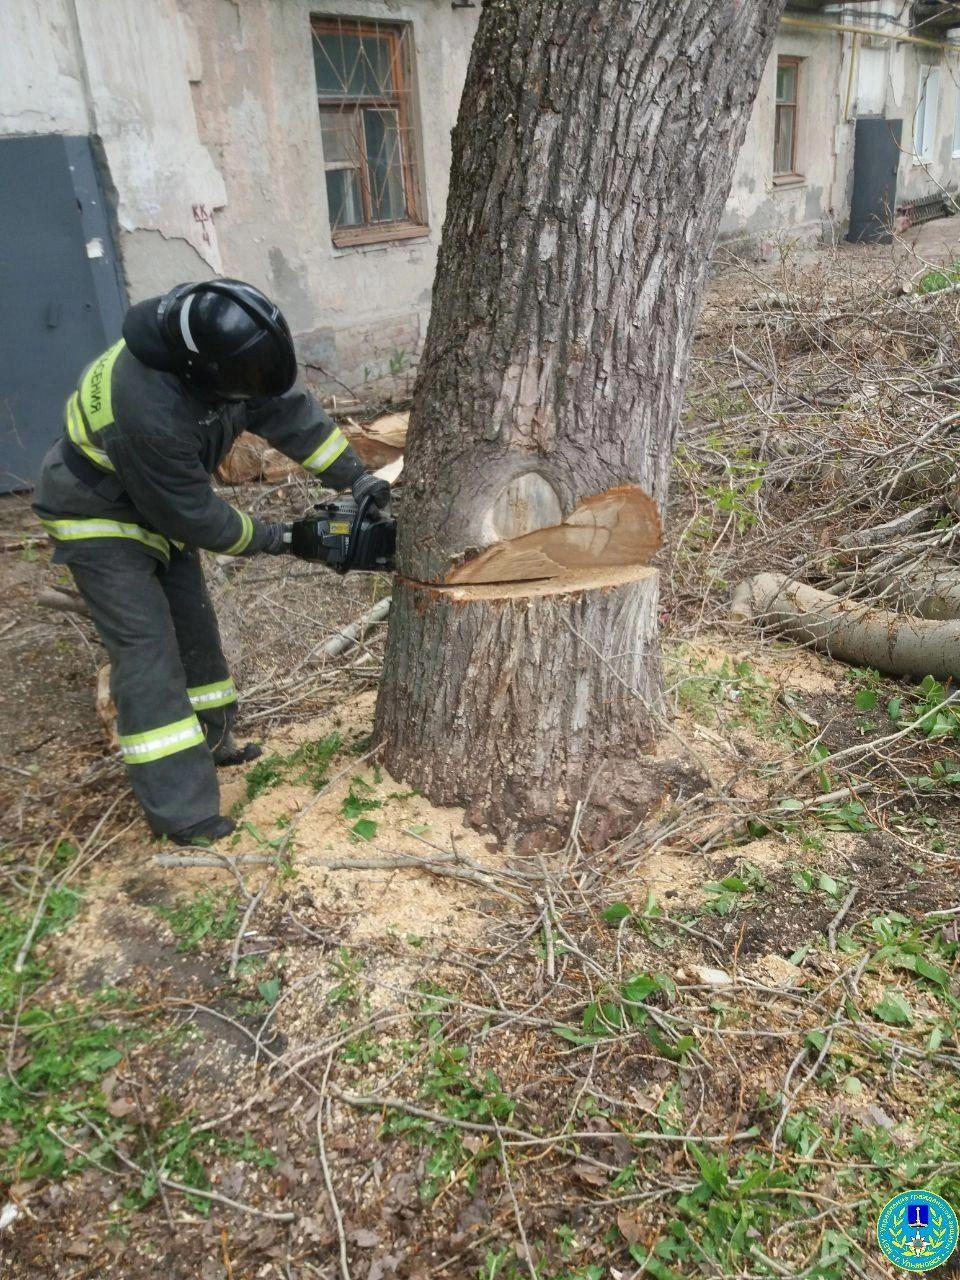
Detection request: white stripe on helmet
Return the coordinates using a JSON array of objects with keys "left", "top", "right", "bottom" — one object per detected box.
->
[{"left": 179, "top": 292, "right": 199, "bottom": 353}]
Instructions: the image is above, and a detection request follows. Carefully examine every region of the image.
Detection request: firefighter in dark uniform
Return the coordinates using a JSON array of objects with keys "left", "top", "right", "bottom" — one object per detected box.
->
[{"left": 32, "top": 279, "right": 389, "bottom": 846}]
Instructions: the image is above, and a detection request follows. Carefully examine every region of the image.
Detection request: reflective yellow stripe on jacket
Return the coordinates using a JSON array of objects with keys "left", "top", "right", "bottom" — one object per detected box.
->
[
  {"left": 119, "top": 714, "right": 206, "bottom": 765},
  {"left": 223, "top": 509, "right": 254, "bottom": 556},
  {"left": 40, "top": 517, "right": 171, "bottom": 560},
  {"left": 64, "top": 341, "right": 125, "bottom": 473},
  {"left": 66, "top": 394, "right": 113, "bottom": 471},
  {"left": 302, "top": 427, "right": 348, "bottom": 474}
]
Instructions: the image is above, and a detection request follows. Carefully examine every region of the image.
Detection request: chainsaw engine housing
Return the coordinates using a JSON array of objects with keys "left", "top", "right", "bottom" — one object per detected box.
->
[{"left": 290, "top": 496, "right": 396, "bottom": 573}]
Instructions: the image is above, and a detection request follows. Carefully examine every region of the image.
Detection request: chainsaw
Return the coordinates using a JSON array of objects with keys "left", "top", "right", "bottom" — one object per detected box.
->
[{"left": 288, "top": 493, "right": 396, "bottom": 574}]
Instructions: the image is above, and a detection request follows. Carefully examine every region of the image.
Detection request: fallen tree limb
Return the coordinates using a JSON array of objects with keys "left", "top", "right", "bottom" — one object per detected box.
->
[
  {"left": 153, "top": 850, "right": 526, "bottom": 900},
  {"left": 320, "top": 596, "right": 391, "bottom": 657},
  {"left": 836, "top": 502, "right": 939, "bottom": 552},
  {"left": 876, "top": 559, "right": 960, "bottom": 620},
  {"left": 731, "top": 572, "right": 960, "bottom": 680}
]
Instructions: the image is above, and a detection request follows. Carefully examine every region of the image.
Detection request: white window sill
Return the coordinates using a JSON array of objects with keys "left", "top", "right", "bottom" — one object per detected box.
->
[{"left": 772, "top": 174, "right": 805, "bottom": 189}]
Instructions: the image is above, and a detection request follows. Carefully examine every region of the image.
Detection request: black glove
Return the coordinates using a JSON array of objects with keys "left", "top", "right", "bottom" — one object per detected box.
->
[
  {"left": 262, "top": 522, "right": 292, "bottom": 555},
  {"left": 352, "top": 471, "right": 391, "bottom": 511}
]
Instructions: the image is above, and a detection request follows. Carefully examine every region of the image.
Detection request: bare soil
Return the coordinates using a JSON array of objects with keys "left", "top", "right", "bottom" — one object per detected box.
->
[{"left": 3, "top": 222, "right": 960, "bottom": 1279}]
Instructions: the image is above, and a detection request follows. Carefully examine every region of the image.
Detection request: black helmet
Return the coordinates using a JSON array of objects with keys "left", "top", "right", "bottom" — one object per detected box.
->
[{"left": 156, "top": 278, "right": 298, "bottom": 399}]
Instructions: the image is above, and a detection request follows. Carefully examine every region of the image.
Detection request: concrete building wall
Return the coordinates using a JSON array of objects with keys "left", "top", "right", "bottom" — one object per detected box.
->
[
  {"left": 0, "top": 0, "right": 89, "bottom": 137},
  {"left": 720, "top": 9, "right": 960, "bottom": 259},
  {"left": 0, "top": 0, "right": 478, "bottom": 399},
  {"left": 721, "top": 27, "right": 849, "bottom": 254},
  {"left": 5, "top": 1, "right": 960, "bottom": 394},
  {"left": 181, "top": 0, "right": 479, "bottom": 395},
  {"left": 893, "top": 43, "right": 960, "bottom": 203}
]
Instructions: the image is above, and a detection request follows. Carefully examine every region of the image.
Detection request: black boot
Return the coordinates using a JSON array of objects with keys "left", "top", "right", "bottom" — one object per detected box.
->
[
  {"left": 167, "top": 815, "right": 237, "bottom": 847},
  {"left": 209, "top": 728, "right": 263, "bottom": 768},
  {"left": 214, "top": 742, "right": 263, "bottom": 768}
]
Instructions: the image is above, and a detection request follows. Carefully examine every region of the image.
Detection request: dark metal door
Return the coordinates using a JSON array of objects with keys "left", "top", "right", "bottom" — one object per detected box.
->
[
  {"left": 847, "top": 117, "right": 903, "bottom": 245},
  {"left": 0, "top": 135, "right": 126, "bottom": 492}
]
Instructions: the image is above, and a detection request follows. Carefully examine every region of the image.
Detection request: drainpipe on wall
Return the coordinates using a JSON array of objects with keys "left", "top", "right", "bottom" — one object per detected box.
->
[
  {"left": 64, "top": 0, "right": 98, "bottom": 137},
  {"left": 783, "top": 13, "right": 957, "bottom": 49}
]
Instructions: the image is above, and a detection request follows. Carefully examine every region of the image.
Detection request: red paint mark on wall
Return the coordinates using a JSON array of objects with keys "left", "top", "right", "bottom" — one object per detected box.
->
[{"left": 192, "top": 203, "right": 213, "bottom": 245}]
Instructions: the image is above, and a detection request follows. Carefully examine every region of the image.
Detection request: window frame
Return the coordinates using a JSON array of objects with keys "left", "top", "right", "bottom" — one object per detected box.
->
[
  {"left": 773, "top": 56, "right": 802, "bottom": 182},
  {"left": 913, "top": 63, "right": 940, "bottom": 166},
  {"left": 312, "top": 16, "right": 429, "bottom": 249}
]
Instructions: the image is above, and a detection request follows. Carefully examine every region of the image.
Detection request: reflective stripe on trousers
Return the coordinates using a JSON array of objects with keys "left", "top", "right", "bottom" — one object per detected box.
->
[
  {"left": 119, "top": 714, "right": 206, "bottom": 765},
  {"left": 187, "top": 678, "right": 237, "bottom": 710}
]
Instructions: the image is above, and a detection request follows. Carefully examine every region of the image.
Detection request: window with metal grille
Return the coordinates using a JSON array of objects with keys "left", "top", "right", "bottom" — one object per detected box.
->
[
  {"left": 774, "top": 58, "right": 801, "bottom": 178},
  {"left": 312, "top": 17, "right": 428, "bottom": 248}
]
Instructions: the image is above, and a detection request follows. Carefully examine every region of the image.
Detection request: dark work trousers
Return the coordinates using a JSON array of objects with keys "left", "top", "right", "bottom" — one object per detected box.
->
[{"left": 62, "top": 540, "right": 236, "bottom": 835}]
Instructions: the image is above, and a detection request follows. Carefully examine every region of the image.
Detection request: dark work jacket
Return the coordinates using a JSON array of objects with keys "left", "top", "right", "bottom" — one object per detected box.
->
[{"left": 33, "top": 341, "right": 364, "bottom": 562}]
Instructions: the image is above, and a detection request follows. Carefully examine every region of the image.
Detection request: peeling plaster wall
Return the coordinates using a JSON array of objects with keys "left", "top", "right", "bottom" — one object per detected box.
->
[
  {"left": 0, "top": 0, "right": 89, "bottom": 136},
  {"left": 71, "top": 0, "right": 227, "bottom": 292},
  {"left": 720, "top": 29, "right": 847, "bottom": 255},
  {"left": 184, "top": 0, "right": 478, "bottom": 393},
  {"left": 9, "top": 1, "right": 960, "bottom": 389},
  {"left": 893, "top": 43, "right": 960, "bottom": 203}
]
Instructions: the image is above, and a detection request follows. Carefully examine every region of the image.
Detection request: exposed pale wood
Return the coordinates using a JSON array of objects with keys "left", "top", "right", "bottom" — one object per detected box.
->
[
  {"left": 434, "top": 563, "right": 657, "bottom": 603},
  {"left": 217, "top": 432, "right": 296, "bottom": 485},
  {"left": 445, "top": 487, "right": 661, "bottom": 586},
  {"left": 363, "top": 412, "right": 408, "bottom": 450},
  {"left": 372, "top": 457, "right": 403, "bottom": 486},
  {"left": 345, "top": 412, "right": 408, "bottom": 471},
  {"left": 488, "top": 472, "right": 564, "bottom": 541}
]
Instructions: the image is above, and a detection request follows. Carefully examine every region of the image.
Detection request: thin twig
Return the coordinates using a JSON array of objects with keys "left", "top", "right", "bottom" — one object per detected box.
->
[
  {"left": 228, "top": 883, "right": 266, "bottom": 981},
  {"left": 827, "top": 885, "right": 859, "bottom": 952},
  {"left": 318, "top": 1056, "right": 351, "bottom": 1280},
  {"left": 493, "top": 1116, "right": 537, "bottom": 1280},
  {"left": 53, "top": 1117, "right": 296, "bottom": 1221}
]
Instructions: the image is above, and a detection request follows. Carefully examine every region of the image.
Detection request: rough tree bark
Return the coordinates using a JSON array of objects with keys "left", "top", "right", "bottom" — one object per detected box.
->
[{"left": 375, "top": 0, "right": 786, "bottom": 846}]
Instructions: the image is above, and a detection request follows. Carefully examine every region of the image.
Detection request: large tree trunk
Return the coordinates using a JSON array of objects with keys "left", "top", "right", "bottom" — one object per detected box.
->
[{"left": 375, "top": 0, "right": 786, "bottom": 846}]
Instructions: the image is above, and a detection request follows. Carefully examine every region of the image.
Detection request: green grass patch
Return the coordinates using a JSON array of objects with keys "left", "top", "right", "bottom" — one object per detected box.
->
[
  {"left": 917, "top": 260, "right": 960, "bottom": 293},
  {"left": 152, "top": 890, "right": 239, "bottom": 951},
  {"left": 244, "top": 731, "right": 342, "bottom": 800}
]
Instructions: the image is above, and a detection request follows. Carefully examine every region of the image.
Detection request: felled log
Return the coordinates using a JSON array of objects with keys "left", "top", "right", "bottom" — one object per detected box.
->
[
  {"left": 731, "top": 572, "right": 960, "bottom": 680},
  {"left": 344, "top": 411, "right": 408, "bottom": 471},
  {"left": 877, "top": 559, "right": 960, "bottom": 621},
  {"left": 217, "top": 433, "right": 296, "bottom": 484},
  {"left": 321, "top": 598, "right": 391, "bottom": 658},
  {"left": 836, "top": 503, "right": 938, "bottom": 553}
]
